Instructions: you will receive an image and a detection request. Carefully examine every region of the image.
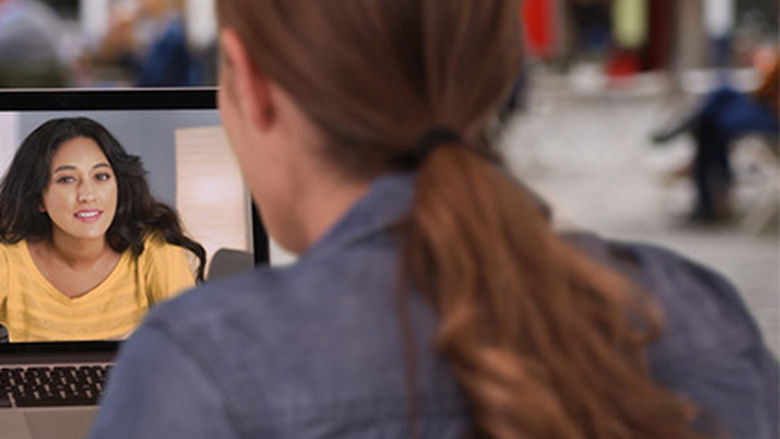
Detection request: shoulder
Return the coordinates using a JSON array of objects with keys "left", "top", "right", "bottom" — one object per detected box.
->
[
  {"left": 0, "top": 239, "right": 25, "bottom": 267},
  {"left": 144, "top": 227, "right": 404, "bottom": 342},
  {"left": 89, "top": 319, "right": 239, "bottom": 438},
  {"left": 135, "top": 250, "right": 457, "bottom": 431},
  {"left": 142, "top": 266, "right": 284, "bottom": 346},
  {"left": 562, "top": 232, "right": 764, "bottom": 365},
  {"left": 147, "top": 234, "right": 401, "bottom": 348},
  {"left": 138, "top": 232, "right": 189, "bottom": 263},
  {"left": 563, "top": 232, "right": 779, "bottom": 437},
  {"left": 136, "top": 232, "right": 196, "bottom": 289},
  {"left": 0, "top": 240, "right": 29, "bottom": 290},
  {"left": 0, "top": 239, "right": 24, "bottom": 254},
  {"left": 0, "top": 240, "right": 10, "bottom": 270},
  {"left": 141, "top": 231, "right": 170, "bottom": 250},
  {"left": 136, "top": 267, "right": 287, "bottom": 403}
]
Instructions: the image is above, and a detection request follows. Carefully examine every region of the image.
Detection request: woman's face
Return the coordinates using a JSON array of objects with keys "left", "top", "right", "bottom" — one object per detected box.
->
[{"left": 41, "top": 137, "right": 118, "bottom": 243}]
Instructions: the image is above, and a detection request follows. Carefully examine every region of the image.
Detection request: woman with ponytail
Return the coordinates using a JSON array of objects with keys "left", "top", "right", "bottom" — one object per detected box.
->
[{"left": 90, "top": 1, "right": 777, "bottom": 438}]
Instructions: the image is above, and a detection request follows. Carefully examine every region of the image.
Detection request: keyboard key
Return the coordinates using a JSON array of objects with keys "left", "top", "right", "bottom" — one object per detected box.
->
[
  {"left": 14, "top": 395, "right": 96, "bottom": 407},
  {"left": 2, "top": 364, "right": 108, "bottom": 407}
]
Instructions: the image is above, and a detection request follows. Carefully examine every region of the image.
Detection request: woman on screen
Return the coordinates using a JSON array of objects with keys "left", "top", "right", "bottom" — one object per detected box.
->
[{"left": 0, "top": 117, "right": 205, "bottom": 342}]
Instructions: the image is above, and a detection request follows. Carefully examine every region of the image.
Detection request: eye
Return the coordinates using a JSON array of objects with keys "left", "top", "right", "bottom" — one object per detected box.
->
[
  {"left": 95, "top": 173, "right": 112, "bottom": 181},
  {"left": 55, "top": 175, "right": 75, "bottom": 184}
]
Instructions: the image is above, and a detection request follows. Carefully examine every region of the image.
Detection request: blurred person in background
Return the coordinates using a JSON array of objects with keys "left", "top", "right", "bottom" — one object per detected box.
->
[
  {"left": 652, "top": 51, "right": 779, "bottom": 222},
  {"left": 95, "top": 0, "right": 203, "bottom": 86},
  {"left": 567, "top": 0, "right": 611, "bottom": 59},
  {"left": 89, "top": 1, "right": 777, "bottom": 438},
  {"left": 0, "top": 0, "right": 69, "bottom": 87}
]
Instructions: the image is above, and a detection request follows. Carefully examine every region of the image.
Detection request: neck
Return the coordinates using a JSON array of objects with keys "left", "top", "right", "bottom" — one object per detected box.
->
[
  {"left": 286, "top": 170, "right": 371, "bottom": 254},
  {"left": 48, "top": 232, "right": 109, "bottom": 268}
]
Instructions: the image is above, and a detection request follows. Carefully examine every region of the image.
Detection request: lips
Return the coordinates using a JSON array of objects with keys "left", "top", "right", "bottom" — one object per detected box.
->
[{"left": 74, "top": 209, "right": 103, "bottom": 223}]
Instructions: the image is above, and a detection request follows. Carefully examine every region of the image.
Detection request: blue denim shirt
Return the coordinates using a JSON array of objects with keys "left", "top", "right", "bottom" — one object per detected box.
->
[{"left": 88, "top": 172, "right": 777, "bottom": 439}]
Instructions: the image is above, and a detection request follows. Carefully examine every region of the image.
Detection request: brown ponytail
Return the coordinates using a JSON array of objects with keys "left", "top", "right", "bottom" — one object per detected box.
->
[
  {"left": 217, "top": 1, "right": 715, "bottom": 437},
  {"left": 405, "top": 141, "right": 708, "bottom": 438}
]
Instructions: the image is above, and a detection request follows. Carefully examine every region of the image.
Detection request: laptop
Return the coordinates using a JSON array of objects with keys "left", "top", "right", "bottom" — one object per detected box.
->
[{"left": 0, "top": 88, "right": 270, "bottom": 439}]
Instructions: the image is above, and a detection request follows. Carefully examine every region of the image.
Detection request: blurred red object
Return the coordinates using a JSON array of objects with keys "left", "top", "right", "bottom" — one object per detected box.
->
[
  {"left": 606, "top": 50, "right": 640, "bottom": 80},
  {"left": 522, "top": 0, "right": 555, "bottom": 58}
]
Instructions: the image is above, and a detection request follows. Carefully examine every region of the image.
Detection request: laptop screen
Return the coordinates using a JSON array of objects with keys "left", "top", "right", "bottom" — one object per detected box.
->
[{"left": 0, "top": 89, "right": 268, "bottom": 344}]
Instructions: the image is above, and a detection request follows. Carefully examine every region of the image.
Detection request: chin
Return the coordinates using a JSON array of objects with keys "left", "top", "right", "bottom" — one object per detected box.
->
[
  {"left": 70, "top": 227, "right": 110, "bottom": 242},
  {"left": 77, "top": 233, "right": 109, "bottom": 242}
]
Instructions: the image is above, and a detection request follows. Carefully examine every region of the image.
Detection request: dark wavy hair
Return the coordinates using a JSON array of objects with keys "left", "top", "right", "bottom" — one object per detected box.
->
[{"left": 0, "top": 117, "right": 205, "bottom": 282}]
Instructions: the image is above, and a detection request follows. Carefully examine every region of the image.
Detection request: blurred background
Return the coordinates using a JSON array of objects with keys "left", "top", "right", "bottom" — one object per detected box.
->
[
  {"left": 0, "top": 0, "right": 777, "bottom": 352},
  {"left": 0, "top": 0, "right": 217, "bottom": 87},
  {"left": 0, "top": 0, "right": 775, "bottom": 88}
]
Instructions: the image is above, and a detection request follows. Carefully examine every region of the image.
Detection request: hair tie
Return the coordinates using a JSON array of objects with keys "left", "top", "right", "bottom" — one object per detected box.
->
[{"left": 412, "top": 127, "right": 462, "bottom": 164}]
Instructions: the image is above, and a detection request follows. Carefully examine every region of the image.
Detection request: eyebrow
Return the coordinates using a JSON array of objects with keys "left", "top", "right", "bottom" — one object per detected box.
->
[{"left": 52, "top": 163, "right": 111, "bottom": 173}]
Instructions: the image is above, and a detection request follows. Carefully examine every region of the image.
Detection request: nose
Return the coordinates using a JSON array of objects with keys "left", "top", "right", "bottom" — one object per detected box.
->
[{"left": 76, "top": 181, "right": 97, "bottom": 203}]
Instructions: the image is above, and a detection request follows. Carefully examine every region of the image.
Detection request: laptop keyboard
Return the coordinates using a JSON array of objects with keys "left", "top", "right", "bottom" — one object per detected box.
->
[{"left": 0, "top": 365, "right": 111, "bottom": 407}]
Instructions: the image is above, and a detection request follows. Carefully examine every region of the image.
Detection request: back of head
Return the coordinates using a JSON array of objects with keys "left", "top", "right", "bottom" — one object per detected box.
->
[
  {"left": 217, "top": 2, "right": 713, "bottom": 438},
  {"left": 218, "top": 0, "right": 520, "bottom": 174}
]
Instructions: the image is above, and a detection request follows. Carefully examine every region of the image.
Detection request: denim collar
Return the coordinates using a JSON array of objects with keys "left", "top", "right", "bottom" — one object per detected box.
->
[{"left": 302, "top": 171, "right": 415, "bottom": 260}]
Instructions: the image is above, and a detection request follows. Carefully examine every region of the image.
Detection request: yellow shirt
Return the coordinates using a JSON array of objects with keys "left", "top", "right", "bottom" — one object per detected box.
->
[{"left": 0, "top": 234, "right": 195, "bottom": 342}]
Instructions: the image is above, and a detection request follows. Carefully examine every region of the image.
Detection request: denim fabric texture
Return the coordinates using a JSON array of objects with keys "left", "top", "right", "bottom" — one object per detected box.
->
[{"left": 88, "top": 172, "right": 777, "bottom": 439}]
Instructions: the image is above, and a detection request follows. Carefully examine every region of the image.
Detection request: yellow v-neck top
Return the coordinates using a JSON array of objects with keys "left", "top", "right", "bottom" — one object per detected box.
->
[{"left": 0, "top": 234, "right": 195, "bottom": 342}]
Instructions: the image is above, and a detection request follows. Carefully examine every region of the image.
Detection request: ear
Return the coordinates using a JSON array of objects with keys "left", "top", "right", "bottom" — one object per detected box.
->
[{"left": 219, "top": 28, "right": 275, "bottom": 131}]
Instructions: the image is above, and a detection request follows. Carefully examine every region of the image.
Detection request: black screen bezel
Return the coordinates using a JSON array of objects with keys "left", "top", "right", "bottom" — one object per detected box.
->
[{"left": 0, "top": 87, "right": 269, "bottom": 355}]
